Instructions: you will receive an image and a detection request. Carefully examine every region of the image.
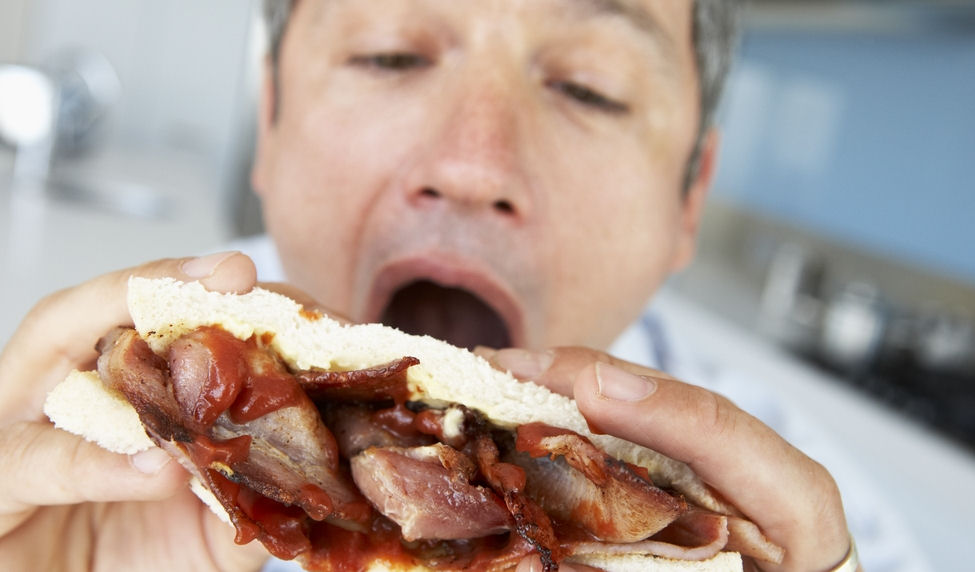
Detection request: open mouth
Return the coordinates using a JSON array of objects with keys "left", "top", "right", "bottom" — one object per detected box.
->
[{"left": 380, "top": 280, "right": 512, "bottom": 350}]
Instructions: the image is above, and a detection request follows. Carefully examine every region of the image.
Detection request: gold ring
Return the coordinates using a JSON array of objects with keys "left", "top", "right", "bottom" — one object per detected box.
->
[{"left": 827, "top": 533, "right": 859, "bottom": 572}]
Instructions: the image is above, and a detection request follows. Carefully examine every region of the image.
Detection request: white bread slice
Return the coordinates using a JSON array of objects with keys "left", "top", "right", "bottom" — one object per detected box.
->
[
  {"left": 43, "top": 277, "right": 742, "bottom": 571},
  {"left": 45, "top": 369, "right": 153, "bottom": 455},
  {"left": 570, "top": 552, "right": 742, "bottom": 571}
]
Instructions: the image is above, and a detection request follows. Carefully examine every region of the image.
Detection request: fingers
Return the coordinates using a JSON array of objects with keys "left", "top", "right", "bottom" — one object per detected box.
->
[
  {"left": 200, "top": 507, "right": 270, "bottom": 572},
  {"left": 0, "top": 252, "right": 257, "bottom": 423},
  {"left": 480, "top": 346, "right": 653, "bottom": 397},
  {"left": 0, "top": 421, "right": 186, "bottom": 528}
]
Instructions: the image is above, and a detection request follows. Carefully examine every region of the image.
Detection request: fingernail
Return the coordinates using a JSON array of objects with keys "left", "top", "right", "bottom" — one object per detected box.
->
[
  {"left": 492, "top": 348, "right": 554, "bottom": 380},
  {"left": 130, "top": 447, "right": 172, "bottom": 475},
  {"left": 180, "top": 251, "right": 238, "bottom": 279},
  {"left": 595, "top": 362, "right": 657, "bottom": 402},
  {"left": 472, "top": 346, "right": 496, "bottom": 360}
]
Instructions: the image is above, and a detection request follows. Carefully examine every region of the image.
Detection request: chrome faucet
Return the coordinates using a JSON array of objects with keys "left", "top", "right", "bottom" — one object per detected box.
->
[
  {"left": 0, "top": 63, "right": 58, "bottom": 190},
  {"left": 0, "top": 50, "right": 168, "bottom": 219}
]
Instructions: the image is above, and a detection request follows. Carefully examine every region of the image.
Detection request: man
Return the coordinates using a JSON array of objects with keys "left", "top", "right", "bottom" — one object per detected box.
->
[{"left": 0, "top": 1, "right": 859, "bottom": 570}]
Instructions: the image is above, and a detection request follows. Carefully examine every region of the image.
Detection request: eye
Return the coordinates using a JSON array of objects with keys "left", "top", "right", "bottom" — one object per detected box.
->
[
  {"left": 348, "top": 52, "right": 432, "bottom": 72},
  {"left": 546, "top": 79, "right": 629, "bottom": 114}
]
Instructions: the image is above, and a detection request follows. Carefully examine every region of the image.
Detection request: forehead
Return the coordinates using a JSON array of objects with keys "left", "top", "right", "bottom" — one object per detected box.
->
[
  {"left": 557, "top": 0, "right": 688, "bottom": 51},
  {"left": 302, "top": 0, "right": 694, "bottom": 53}
]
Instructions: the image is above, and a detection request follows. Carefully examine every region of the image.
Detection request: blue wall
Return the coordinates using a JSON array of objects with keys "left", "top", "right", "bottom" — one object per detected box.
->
[{"left": 714, "top": 28, "right": 975, "bottom": 285}]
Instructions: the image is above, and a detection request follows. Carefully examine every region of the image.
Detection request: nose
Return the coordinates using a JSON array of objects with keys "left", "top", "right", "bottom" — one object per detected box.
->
[{"left": 402, "top": 74, "right": 531, "bottom": 221}]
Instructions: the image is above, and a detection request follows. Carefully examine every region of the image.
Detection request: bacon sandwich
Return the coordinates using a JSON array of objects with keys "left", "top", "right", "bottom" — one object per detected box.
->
[{"left": 44, "top": 277, "right": 783, "bottom": 571}]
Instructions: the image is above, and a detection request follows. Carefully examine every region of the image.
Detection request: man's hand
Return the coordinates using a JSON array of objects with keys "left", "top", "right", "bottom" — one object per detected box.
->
[
  {"left": 483, "top": 346, "right": 852, "bottom": 572},
  {"left": 0, "top": 252, "right": 269, "bottom": 571}
]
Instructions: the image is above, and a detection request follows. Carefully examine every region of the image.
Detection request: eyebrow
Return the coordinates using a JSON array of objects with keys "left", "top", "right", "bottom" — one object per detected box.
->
[{"left": 566, "top": 0, "right": 676, "bottom": 55}]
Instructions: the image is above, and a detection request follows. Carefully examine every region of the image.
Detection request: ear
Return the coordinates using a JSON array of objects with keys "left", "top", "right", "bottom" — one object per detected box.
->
[
  {"left": 251, "top": 57, "right": 277, "bottom": 197},
  {"left": 670, "top": 128, "right": 719, "bottom": 273}
]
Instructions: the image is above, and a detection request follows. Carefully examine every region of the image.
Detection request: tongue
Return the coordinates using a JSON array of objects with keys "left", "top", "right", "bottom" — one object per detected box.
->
[{"left": 380, "top": 281, "right": 511, "bottom": 350}]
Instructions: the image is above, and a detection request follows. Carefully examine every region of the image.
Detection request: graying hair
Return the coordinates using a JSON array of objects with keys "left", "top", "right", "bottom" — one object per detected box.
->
[
  {"left": 261, "top": 0, "right": 741, "bottom": 191},
  {"left": 262, "top": 0, "right": 293, "bottom": 78},
  {"left": 685, "top": 0, "right": 742, "bottom": 191}
]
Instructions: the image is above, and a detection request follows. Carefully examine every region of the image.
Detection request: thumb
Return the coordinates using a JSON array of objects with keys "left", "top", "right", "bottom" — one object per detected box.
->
[{"left": 0, "top": 422, "right": 187, "bottom": 517}]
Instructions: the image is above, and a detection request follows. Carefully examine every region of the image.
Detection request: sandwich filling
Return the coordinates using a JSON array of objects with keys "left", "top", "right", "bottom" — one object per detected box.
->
[{"left": 95, "top": 323, "right": 782, "bottom": 571}]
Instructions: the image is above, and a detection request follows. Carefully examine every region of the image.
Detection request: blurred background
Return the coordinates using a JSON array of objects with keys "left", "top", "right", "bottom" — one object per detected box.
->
[{"left": 1, "top": 0, "right": 973, "bottom": 570}]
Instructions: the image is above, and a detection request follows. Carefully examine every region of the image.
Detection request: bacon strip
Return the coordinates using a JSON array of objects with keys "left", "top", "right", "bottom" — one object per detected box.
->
[
  {"left": 167, "top": 327, "right": 370, "bottom": 524},
  {"left": 569, "top": 511, "right": 729, "bottom": 561},
  {"left": 97, "top": 327, "right": 188, "bottom": 442},
  {"left": 515, "top": 422, "right": 686, "bottom": 542},
  {"left": 324, "top": 403, "right": 435, "bottom": 458},
  {"left": 472, "top": 434, "right": 562, "bottom": 572},
  {"left": 295, "top": 357, "right": 419, "bottom": 402},
  {"left": 350, "top": 444, "right": 512, "bottom": 541}
]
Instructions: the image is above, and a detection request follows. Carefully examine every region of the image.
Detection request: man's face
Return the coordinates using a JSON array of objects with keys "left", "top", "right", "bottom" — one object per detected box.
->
[{"left": 253, "top": 0, "right": 713, "bottom": 351}]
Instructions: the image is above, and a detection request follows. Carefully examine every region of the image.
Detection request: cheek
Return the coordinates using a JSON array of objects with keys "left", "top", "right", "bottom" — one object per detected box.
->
[
  {"left": 536, "top": 141, "right": 683, "bottom": 348},
  {"left": 259, "top": 101, "right": 397, "bottom": 308}
]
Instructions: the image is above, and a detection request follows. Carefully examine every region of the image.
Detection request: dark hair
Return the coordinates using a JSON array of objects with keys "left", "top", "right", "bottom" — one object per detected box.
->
[{"left": 261, "top": 0, "right": 741, "bottom": 191}]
